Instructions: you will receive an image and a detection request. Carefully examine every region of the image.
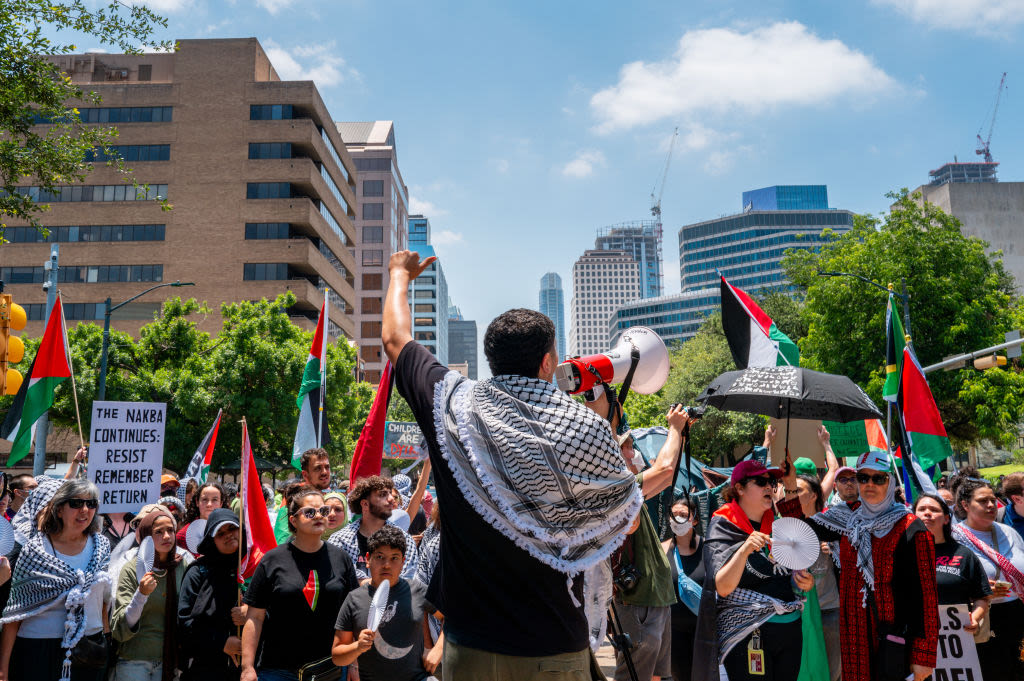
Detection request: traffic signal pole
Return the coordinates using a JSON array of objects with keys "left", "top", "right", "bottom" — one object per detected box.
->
[{"left": 33, "top": 245, "right": 59, "bottom": 477}]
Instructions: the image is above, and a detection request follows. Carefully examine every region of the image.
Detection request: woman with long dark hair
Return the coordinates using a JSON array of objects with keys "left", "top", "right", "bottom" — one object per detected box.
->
[
  {"left": 177, "top": 508, "right": 246, "bottom": 681},
  {"left": 661, "top": 496, "right": 703, "bottom": 681},
  {"left": 0, "top": 479, "right": 112, "bottom": 681},
  {"left": 111, "top": 507, "right": 191, "bottom": 680},
  {"left": 177, "top": 483, "right": 226, "bottom": 554},
  {"left": 949, "top": 471, "right": 1024, "bottom": 681}
]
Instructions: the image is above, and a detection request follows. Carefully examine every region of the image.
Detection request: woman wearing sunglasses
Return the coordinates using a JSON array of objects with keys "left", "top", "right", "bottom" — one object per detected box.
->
[
  {"left": 111, "top": 507, "right": 192, "bottom": 680},
  {"left": 241, "top": 487, "right": 359, "bottom": 681},
  {"left": 692, "top": 460, "right": 815, "bottom": 681},
  {"left": 780, "top": 450, "right": 939, "bottom": 681},
  {"left": 0, "top": 479, "right": 112, "bottom": 681}
]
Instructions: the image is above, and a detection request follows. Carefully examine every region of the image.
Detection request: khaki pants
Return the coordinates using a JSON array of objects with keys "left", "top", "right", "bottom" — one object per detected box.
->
[{"left": 442, "top": 640, "right": 604, "bottom": 681}]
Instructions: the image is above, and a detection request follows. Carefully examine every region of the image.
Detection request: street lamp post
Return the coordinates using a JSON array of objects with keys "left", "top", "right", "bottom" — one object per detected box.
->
[
  {"left": 96, "top": 280, "right": 195, "bottom": 401},
  {"left": 817, "top": 271, "right": 912, "bottom": 339}
]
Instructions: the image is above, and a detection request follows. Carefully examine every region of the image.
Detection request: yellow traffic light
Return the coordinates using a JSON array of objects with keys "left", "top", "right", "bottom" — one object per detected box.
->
[
  {"left": 0, "top": 293, "right": 26, "bottom": 395},
  {"left": 973, "top": 354, "right": 1008, "bottom": 370}
]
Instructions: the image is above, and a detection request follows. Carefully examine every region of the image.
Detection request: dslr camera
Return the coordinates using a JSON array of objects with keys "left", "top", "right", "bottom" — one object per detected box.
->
[{"left": 671, "top": 404, "right": 705, "bottom": 419}]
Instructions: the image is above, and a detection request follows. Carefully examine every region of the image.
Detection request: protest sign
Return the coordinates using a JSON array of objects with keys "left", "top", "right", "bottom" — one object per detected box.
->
[
  {"left": 89, "top": 401, "right": 166, "bottom": 513},
  {"left": 933, "top": 603, "right": 982, "bottom": 681},
  {"left": 384, "top": 421, "right": 427, "bottom": 459},
  {"left": 768, "top": 417, "right": 825, "bottom": 467}
]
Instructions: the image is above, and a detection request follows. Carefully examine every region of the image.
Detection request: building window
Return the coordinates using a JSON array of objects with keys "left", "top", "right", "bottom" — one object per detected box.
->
[
  {"left": 360, "top": 345, "right": 382, "bottom": 362},
  {"left": 246, "top": 183, "right": 291, "bottom": 199},
  {"left": 245, "top": 223, "right": 291, "bottom": 239},
  {"left": 361, "top": 321, "right": 382, "bottom": 338},
  {"left": 362, "top": 273, "right": 383, "bottom": 290},
  {"left": 362, "top": 250, "right": 384, "bottom": 266},
  {"left": 32, "top": 106, "right": 172, "bottom": 124},
  {"left": 362, "top": 180, "right": 384, "bottom": 197},
  {"left": 248, "top": 142, "right": 292, "bottom": 159},
  {"left": 0, "top": 264, "right": 164, "bottom": 284},
  {"left": 363, "top": 203, "right": 384, "bottom": 220},
  {"left": 414, "top": 331, "right": 436, "bottom": 341},
  {"left": 3, "top": 224, "right": 164, "bottom": 243},
  {"left": 414, "top": 304, "right": 435, "bottom": 313},
  {"left": 243, "top": 263, "right": 288, "bottom": 280},
  {"left": 362, "top": 226, "right": 383, "bottom": 243},
  {"left": 361, "top": 297, "right": 383, "bottom": 314},
  {"left": 3, "top": 184, "right": 167, "bottom": 202},
  {"left": 354, "top": 158, "right": 391, "bottom": 172},
  {"left": 250, "top": 104, "right": 294, "bottom": 120},
  {"left": 413, "top": 290, "right": 432, "bottom": 299},
  {"left": 85, "top": 145, "right": 170, "bottom": 162}
]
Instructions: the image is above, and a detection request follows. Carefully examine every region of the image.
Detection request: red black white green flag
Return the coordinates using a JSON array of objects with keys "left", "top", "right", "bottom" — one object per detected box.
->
[
  {"left": 720, "top": 275, "right": 799, "bottom": 369},
  {"left": 239, "top": 420, "right": 277, "bottom": 581},
  {"left": 181, "top": 409, "right": 221, "bottom": 485},
  {"left": 897, "top": 346, "right": 954, "bottom": 471},
  {"left": 348, "top": 361, "right": 394, "bottom": 489},
  {"left": 292, "top": 290, "right": 330, "bottom": 468},
  {"left": 1, "top": 295, "right": 71, "bottom": 466}
]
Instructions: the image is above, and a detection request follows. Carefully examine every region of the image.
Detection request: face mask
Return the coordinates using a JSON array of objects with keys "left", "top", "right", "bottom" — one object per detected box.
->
[{"left": 669, "top": 516, "right": 693, "bottom": 536}]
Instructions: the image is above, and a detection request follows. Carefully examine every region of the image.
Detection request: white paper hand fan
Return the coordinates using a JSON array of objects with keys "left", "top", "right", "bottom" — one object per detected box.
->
[
  {"left": 368, "top": 580, "right": 391, "bottom": 632},
  {"left": 136, "top": 536, "right": 155, "bottom": 581},
  {"left": 186, "top": 519, "right": 207, "bottom": 554},
  {"left": 770, "top": 517, "right": 820, "bottom": 571},
  {"left": 0, "top": 518, "right": 14, "bottom": 557}
]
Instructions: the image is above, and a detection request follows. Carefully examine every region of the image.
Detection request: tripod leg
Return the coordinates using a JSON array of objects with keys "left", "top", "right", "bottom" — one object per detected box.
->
[{"left": 607, "top": 601, "right": 641, "bottom": 681}]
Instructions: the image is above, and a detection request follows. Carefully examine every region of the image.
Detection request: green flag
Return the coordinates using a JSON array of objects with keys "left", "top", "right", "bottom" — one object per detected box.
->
[{"left": 882, "top": 293, "right": 905, "bottom": 402}]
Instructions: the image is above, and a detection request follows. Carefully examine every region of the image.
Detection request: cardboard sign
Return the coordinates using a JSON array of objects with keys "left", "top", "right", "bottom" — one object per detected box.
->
[
  {"left": 384, "top": 421, "right": 427, "bottom": 460},
  {"left": 769, "top": 418, "right": 825, "bottom": 468},
  {"left": 89, "top": 401, "right": 166, "bottom": 513},
  {"left": 933, "top": 604, "right": 983, "bottom": 681}
]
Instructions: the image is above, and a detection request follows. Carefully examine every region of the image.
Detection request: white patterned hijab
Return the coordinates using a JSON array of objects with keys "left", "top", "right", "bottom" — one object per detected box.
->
[{"left": 433, "top": 371, "right": 642, "bottom": 581}]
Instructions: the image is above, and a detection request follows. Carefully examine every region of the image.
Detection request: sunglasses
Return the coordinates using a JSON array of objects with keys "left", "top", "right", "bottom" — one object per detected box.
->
[
  {"left": 65, "top": 498, "right": 99, "bottom": 510},
  {"left": 836, "top": 476, "right": 857, "bottom": 485},
  {"left": 856, "top": 472, "right": 889, "bottom": 486},
  {"left": 294, "top": 506, "right": 330, "bottom": 519},
  {"left": 743, "top": 476, "right": 778, "bottom": 488}
]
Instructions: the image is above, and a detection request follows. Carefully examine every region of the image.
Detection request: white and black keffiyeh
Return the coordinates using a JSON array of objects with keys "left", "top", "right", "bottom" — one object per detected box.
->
[
  {"left": 1, "top": 532, "right": 112, "bottom": 680},
  {"left": 716, "top": 588, "right": 804, "bottom": 662},
  {"left": 11, "top": 476, "right": 67, "bottom": 546},
  {"left": 433, "top": 371, "right": 642, "bottom": 582},
  {"left": 328, "top": 518, "right": 419, "bottom": 582},
  {"left": 415, "top": 529, "right": 440, "bottom": 586}
]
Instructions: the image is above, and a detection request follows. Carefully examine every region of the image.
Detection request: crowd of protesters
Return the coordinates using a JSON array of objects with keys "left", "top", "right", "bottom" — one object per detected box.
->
[{"left": 1, "top": 248, "right": 1023, "bottom": 681}]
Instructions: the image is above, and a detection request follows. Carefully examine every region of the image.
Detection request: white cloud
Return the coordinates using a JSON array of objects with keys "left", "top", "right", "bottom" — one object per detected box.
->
[
  {"left": 590, "top": 22, "right": 898, "bottom": 133},
  {"left": 134, "top": 0, "right": 193, "bottom": 12},
  {"left": 561, "top": 150, "right": 606, "bottom": 178},
  {"left": 432, "top": 230, "right": 464, "bottom": 246},
  {"left": 255, "top": 0, "right": 295, "bottom": 13},
  {"left": 873, "top": 0, "right": 1024, "bottom": 32},
  {"left": 263, "top": 41, "right": 356, "bottom": 88},
  {"left": 491, "top": 158, "right": 510, "bottom": 174},
  {"left": 409, "top": 197, "right": 448, "bottom": 217}
]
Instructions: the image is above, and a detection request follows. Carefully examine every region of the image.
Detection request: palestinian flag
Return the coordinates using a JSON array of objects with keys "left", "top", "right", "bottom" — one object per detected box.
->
[
  {"left": 292, "top": 291, "right": 330, "bottom": 469},
  {"left": 882, "top": 293, "right": 906, "bottom": 402},
  {"left": 898, "top": 346, "right": 953, "bottom": 470},
  {"left": 348, "top": 361, "right": 394, "bottom": 489},
  {"left": 181, "top": 409, "right": 222, "bottom": 485},
  {"left": 239, "top": 420, "right": 277, "bottom": 581},
  {"left": 1, "top": 295, "right": 71, "bottom": 466},
  {"left": 721, "top": 275, "right": 799, "bottom": 369}
]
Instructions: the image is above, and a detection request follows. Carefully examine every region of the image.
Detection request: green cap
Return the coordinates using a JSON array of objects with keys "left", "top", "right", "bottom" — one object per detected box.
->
[{"left": 793, "top": 457, "right": 818, "bottom": 476}]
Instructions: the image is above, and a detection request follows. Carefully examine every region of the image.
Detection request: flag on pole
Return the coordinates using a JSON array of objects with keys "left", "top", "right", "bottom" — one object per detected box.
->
[
  {"left": 1, "top": 295, "right": 71, "bottom": 466},
  {"left": 882, "top": 293, "right": 906, "bottom": 402},
  {"left": 720, "top": 275, "right": 799, "bottom": 369},
  {"left": 898, "top": 346, "right": 954, "bottom": 471},
  {"left": 239, "top": 420, "right": 277, "bottom": 581},
  {"left": 292, "top": 291, "right": 330, "bottom": 469},
  {"left": 348, "top": 361, "right": 394, "bottom": 489},
  {"left": 181, "top": 409, "right": 222, "bottom": 486}
]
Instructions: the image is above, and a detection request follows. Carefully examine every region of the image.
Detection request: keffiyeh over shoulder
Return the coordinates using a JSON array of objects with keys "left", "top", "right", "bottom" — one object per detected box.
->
[{"left": 433, "top": 371, "right": 642, "bottom": 577}]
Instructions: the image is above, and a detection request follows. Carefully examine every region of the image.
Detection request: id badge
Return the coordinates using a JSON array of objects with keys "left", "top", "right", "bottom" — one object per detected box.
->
[{"left": 747, "top": 629, "right": 765, "bottom": 676}]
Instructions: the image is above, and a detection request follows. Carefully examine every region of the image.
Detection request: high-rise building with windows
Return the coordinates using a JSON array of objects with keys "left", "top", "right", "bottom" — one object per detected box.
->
[
  {"left": 2, "top": 38, "right": 358, "bottom": 343},
  {"left": 569, "top": 250, "right": 640, "bottom": 356},
  {"left": 741, "top": 185, "right": 829, "bottom": 211},
  {"left": 595, "top": 221, "right": 663, "bottom": 299},
  {"left": 336, "top": 121, "right": 410, "bottom": 384},
  {"left": 405, "top": 215, "right": 448, "bottom": 365},
  {"left": 448, "top": 312, "right": 478, "bottom": 379},
  {"left": 539, "top": 272, "right": 566, "bottom": 360}
]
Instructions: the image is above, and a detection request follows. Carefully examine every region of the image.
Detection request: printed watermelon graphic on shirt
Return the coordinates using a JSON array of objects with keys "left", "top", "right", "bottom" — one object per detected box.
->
[{"left": 303, "top": 571, "right": 320, "bottom": 611}]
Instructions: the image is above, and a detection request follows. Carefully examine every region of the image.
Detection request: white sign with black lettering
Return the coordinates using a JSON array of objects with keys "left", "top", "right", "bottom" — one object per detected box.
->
[
  {"left": 89, "top": 401, "right": 166, "bottom": 513},
  {"left": 933, "top": 604, "right": 983, "bottom": 681}
]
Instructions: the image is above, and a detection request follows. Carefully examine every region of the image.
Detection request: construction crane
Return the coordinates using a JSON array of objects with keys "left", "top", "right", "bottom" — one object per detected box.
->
[
  {"left": 650, "top": 127, "right": 678, "bottom": 223},
  {"left": 976, "top": 72, "right": 1007, "bottom": 164}
]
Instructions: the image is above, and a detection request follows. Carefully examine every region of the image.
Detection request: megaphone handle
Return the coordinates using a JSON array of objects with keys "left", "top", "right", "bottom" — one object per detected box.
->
[{"left": 616, "top": 347, "right": 642, "bottom": 408}]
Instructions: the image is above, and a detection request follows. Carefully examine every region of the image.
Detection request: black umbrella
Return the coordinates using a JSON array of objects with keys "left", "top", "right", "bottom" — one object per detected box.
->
[{"left": 697, "top": 365, "right": 882, "bottom": 423}]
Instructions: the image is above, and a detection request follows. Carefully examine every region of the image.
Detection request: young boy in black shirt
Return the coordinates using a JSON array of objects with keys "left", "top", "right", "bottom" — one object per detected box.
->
[{"left": 332, "top": 526, "right": 441, "bottom": 681}]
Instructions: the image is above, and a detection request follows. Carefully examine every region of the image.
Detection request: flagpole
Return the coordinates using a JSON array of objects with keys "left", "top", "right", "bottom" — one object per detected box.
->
[
  {"left": 237, "top": 417, "right": 247, "bottom": 641},
  {"left": 58, "top": 293, "right": 86, "bottom": 449}
]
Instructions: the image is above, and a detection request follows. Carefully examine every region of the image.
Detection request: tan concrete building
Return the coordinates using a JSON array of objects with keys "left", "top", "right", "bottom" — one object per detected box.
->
[
  {"left": 335, "top": 122, "right": 408, "bottom": 385},
  {"left": 1, "top": 38, "right": 358, "bottom": 341}
]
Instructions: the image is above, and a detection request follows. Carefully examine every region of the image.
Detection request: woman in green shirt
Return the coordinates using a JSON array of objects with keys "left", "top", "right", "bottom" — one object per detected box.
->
[{"left": 111, "top": 507, "right": 191, "bottom": 681}]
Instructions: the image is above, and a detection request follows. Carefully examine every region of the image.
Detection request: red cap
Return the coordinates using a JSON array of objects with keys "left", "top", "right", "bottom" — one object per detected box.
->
[{"left": 730, "top": 460, "right": 784, "bottom": 485}]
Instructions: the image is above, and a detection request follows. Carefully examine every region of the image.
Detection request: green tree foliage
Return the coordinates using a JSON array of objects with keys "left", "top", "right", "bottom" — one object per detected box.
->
[
  {"left": 1, "top": 294, "right": 373, "bottom": 472},
  {"left": 783, "top": 190, "right": 1019, "bottom": 446},
  {"left": 0, "top": 1, "right": 173, "bottom": 239}
]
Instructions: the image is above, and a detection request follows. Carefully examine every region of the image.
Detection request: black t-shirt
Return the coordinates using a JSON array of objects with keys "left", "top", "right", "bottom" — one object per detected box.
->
[
  {"left": 244, "top": 542, "right": 359, "bottom": 670},
  {"left": 335, "top": 579, "right": 434, "bottom": 681},
  {"left": 934, "top": 540, "right": 992, "bottom": 605},
  {"left": 409, "top": 508, "right": 427, "bottom": 536},
  {"left": 356, "top": 532, "right": 370, "bottom": 577},
  {"left": 395, "top": 341, "right": 588, "bottom": 656}
]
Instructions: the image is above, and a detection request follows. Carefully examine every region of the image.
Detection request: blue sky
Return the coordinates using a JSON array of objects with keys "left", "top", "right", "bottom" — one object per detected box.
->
[{"left": 93, "top": 1, "right": 1023, "bottom": 370}]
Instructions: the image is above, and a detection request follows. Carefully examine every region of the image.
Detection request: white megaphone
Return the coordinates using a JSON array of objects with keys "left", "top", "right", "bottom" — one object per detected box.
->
[{"left": 555, "top": 326, "right": 670, "bottom": 395}]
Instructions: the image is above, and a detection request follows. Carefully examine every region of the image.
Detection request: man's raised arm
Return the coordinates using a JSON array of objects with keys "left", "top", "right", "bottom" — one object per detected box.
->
[{"left": 382, "top": 250, "right": 437, "bottom": 365}]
